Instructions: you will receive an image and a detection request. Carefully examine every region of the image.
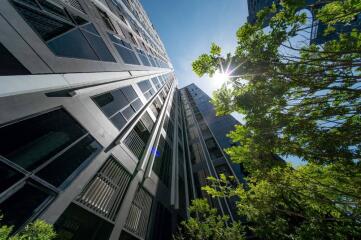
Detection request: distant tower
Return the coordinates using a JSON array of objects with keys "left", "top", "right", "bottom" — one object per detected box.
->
[{"left": 180, "top": 83, "right": 246, "bottom": 221}]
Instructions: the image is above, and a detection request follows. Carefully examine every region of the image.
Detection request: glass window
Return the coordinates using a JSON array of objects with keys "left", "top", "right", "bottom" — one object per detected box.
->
[
  {"left": 0, "top": 162, "right": 24, "bottom": 193},
  {"left": 149, "top": 203, "right": 172, "bottom": 240},
  {"left": 0, "top": 182, "right": 54, "bottom": 230},
  {"left": 151, "top": 77, "right": 161, "bottom": 90},
  {"left": 121, "top": 86, "right": 138, "bottom": 102},
  {"left": 0, "top": 43, "right": 30, "bottom": 75},
  {"left": 0, "top": 109, "right": 87, "bottom": 171},
  {"left": 36, "top": 135, "right": 101, "bottom": 188},
  {"left": 12, "top": 1, "right": 74, "bottom": 41},
  {"left": 153, "top": 137, "right": 172, "bottom": 187},
  {"left": 137, "top": 80, "right": 155, "bottom": 100},
  {"left": 137, "top": 80, "right": 152, "bottom": 92},
  {"left": 205, "top": 138, "right": 223, "bottom": 160},
  {"left": 81, "top": 30, "right": 115, "bottom": 62},
  {"left": 148, "top": 54, "right": 156, "bottom": 67},
  {"left": 122, "top": 106, "right": 135, "bottom": 120},
  {"left": 12, "top": 1, "right": 115, "bottom": 62},
  {"left": 108, "top": 33, "right": 140, "bottom": 65},
  {"left": 131, "top": 99, "right": 143, "bottom": 111},
  {"left": 111, "top": 113, "right": 127, "bottom": 130},
  {"left": 137, "top": 49, "right": 151, "bottom": 66},
  {"left": 48, "top": 28, "right": 99, "bottom": 60},
  {"left": 114, "top": 44, "right": 140, "bottom": 65},
  {"left": 93, "top": 89, "right": 128, "bottom": 117},
  {"left": 55, "top": 203, "right": 113, "bottom": 240},
  {"left": 93, "top": 86, "right": 143, "bottom": 131}
]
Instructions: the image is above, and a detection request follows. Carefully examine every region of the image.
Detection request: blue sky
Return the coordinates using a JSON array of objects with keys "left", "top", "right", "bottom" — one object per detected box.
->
[
  {"left": 141, "top": 0, "right": 305, "bottom": 167},
  {"left": 141, "top": 0, "right": 248, "bottom": 95}
]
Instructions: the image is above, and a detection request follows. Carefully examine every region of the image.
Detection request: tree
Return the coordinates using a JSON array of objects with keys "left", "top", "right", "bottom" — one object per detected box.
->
[
  {"left": 192, "top": 0, "right": 361, "bottom": 171},
  {"left": 203, "top": 164, "right": 361, "bottom": 239},
  {"left": 0, "top": 216, "right": 56, "bottom": 240},
  {"left": 174, "top": 199, "right": 245, "bottom": 240},
  {"left": 188, "top": 0, "right": 361, "bottom": 239}
]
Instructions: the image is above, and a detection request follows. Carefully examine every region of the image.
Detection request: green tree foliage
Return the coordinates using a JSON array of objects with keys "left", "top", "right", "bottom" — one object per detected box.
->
[
  {"left": 204, "top": 164, "right": 361, "bottom": 239},
  {"left": 174, "top": 199, "right": 245, "bottom": 240},
  {"left": 192, "top": 0, "right": 361, "bottom": 169},
  {"left": 187, "top": 0, "right": 361, "bottom": 239},
  {"left": 0, "top": 216, "right": 56, "bottom": 240}
]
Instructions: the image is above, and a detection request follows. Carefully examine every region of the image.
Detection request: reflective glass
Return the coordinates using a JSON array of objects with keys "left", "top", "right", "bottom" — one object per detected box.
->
[
  {"left": 114, "top": 45, "right": 140, "bottom": 65},
  {"left": 0, "top": 162, "right": 24, "bottom": 193},
  {"left": 93, "top": 90, "right": 128, "bottom": 117},
  {"left": 121, "top": 86, "right": 138, "bottom": 102},
  {"left": 131, "top": 99, "right": 143, "bottom": 111},
  {"left": 0, "top": 109, "right": 87, "bottom": 171},
  {"left": 111, "top": 112, "right": 127, "bottom": 130},
  {"left": 48, "top": 28, "right": 99, "bottom": 60},
  {"left": 122, "top": 106, "right": 135, "bottom": 120},
  {"left": 82, "top": 31, "right": 115, "bottom": 62},
  {"left": 0, "top": 43, "right": 30, "bottom": 75},
  {"left": 0, "top": 183, "right": 52, "bottom": 230},
  {"left": 36, "top": 135, "right": 101, "bottom": 188}
]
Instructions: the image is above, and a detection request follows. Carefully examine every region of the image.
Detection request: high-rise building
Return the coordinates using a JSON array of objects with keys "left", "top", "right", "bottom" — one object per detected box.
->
[
  {"left": 0, "top": 1, "right": 244, "bottom": 239},
  {"left": 179, "top": 84, "right": 245, "bottom": 221},
  {"left": 246, "top": 0, "right": 361, "bottom": 44},
  {"left": 0, "top": 0, "right": 182, "bottom": 239}
]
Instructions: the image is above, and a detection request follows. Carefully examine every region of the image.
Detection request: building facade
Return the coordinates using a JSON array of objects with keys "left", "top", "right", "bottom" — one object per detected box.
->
[
  {"left": 0, "top": 0, "right": 243, "bottom": 239},
  {"left": 179, "top": 84, "right": 245, "bottom": 221}
]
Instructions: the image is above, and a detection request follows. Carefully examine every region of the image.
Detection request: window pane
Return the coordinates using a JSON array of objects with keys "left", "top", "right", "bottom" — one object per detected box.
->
[
  {"left": 111, "top": 112, "right": 127, "bottom": 130},
  {"left": 55, "top": 203, "right": 113, "bottom": 240},
  {"left": 121, "top": 86, "right": 137, "bottom": 102},
  {"left": 48, "top": 28, "right": 99, "bottom": 60},
  {"left": 81, "top": 23, "right": 98, "bottom": 35},
  {"left": 0, "top": 162, "right": 24, "bottom": 193},
  {"left": 151, "top": 77, "right": 161, "bottom": 90},
  {"left": 122, "top": 106, "right": 135, "bottom": 120},
  {"left": 12, "top": 2, "right": 74, "bottom": 41},
  {"left": 82, "top": 30, "right": 115, "bottom": 62},
  {"left": 93, "top": 90, "right": 128, "bottom": 117},
  {"left": 131, "top": 99, "right": 143, "bottom": 111},
  {"left": 139, "top": 54, "right": 151, "bottom": 66},
  {"left": 0, "top": 183, "right": 52, "bottom": 230},
  {"left": 137, "top": 80, "right": 151, "bottom": 93},
  {"left": 153, "top": 137, "right": 172, "bottom": 187},
  {"left": 0, "top": 109, "right": 87, "bottom": 171},
  {"left": 0, "top": 43, "right": 30, "bottom": 75},
  {"left": 36, "top": 135, "right": 101, "bottom": 188},
  {"left": 114, "top": 45, "right": 140, "bottom": 65}
]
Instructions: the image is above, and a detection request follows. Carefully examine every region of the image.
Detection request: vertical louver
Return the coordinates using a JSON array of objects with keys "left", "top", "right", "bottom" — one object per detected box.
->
[
  {"left": 124, "top": 187, "right": 152, "bottom": 239},
  {"left": 123, "top": 129, "right": 145, "bottom": 159},
  {"left": 76, "top": 156, "right": 131, "bottom": 222},
  {"left": 123, "top": 112, "right": 154, "bottom": 160}
]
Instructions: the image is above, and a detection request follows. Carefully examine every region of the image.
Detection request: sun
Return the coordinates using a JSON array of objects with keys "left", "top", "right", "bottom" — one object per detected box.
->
[{"left": 212, "top": 70, "right": 229, "bottom": 84}]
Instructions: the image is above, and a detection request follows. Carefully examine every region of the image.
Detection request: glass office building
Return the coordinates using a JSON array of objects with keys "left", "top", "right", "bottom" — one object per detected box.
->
[{"left": 0, "top": 0, "right": 244, "bottom": 239}]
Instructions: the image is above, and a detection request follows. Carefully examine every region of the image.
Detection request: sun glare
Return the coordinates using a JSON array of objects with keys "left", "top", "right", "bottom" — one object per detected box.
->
[{"left": 212, "top": 70, "right": 229, "bottom": 84}]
